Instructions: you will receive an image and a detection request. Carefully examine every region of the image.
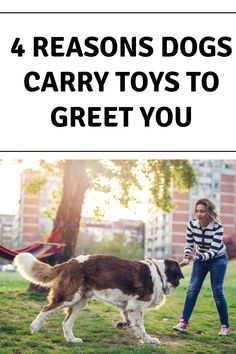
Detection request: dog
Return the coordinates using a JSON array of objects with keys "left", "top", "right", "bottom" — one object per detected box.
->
[{"left": 14, "top": 253, "right": 184, "bottom": 345}]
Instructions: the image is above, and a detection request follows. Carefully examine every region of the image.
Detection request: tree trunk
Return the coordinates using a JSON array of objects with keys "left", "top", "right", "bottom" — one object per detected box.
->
[
  {"left": 28, "top": 160, "right": 89, "bottom": 294},
  {"left": 53, "top": 160, "right": 89, "bottom": 263}
]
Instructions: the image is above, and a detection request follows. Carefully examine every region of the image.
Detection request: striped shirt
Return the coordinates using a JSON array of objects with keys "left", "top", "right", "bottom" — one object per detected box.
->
[{"left": 184, "top": 219, "right": 227, "bottom": 261}]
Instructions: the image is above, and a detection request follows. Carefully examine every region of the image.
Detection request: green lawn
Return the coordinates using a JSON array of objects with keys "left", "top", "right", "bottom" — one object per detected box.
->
[{"left": 0, "top": 261, "right": 235, "bottom": 354}]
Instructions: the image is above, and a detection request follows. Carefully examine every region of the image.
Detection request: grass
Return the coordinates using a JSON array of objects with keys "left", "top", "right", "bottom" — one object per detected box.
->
[{"left": 0, "top": 261, "right": 235, "bottom": 354}]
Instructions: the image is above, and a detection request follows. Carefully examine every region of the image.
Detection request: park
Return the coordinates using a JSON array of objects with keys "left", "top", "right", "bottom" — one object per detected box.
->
[{"left": 0, "top": 159, "right": 235, "bottom": 353}]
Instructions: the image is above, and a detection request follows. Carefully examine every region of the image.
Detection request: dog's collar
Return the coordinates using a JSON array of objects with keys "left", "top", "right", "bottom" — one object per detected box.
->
[
  {"left": 146, "top": 258, "right": 164, "bottom": 285},
  {"left": 154, "top": 263, "right": 164, "bottom": 285}
]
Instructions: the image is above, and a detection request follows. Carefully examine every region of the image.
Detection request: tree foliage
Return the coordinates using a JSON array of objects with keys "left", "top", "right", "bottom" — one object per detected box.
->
[
  {"left": 23, "top": 159, "right": 196, "bottom": 263},
  {"left": 224, "top": 235, "right": 236, "bottom": 260},
  {"left": 24, "top": 159, "right": 196, "bottom": 213},
  {"left": 147, "top": 160, "right": 197, "bottom": 212},
  {"left": 77, "top": 233, "right": 144, "bottom": 261}
]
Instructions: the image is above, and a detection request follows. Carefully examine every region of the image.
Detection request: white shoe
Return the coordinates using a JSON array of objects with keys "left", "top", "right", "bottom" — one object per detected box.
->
[{"left": 173, "top": 319, "right": 187, "bottom": 332}]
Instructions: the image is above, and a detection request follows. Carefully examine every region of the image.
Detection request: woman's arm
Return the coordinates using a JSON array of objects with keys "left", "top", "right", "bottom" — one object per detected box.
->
[{"left": 184, "top": 221, "right": 195, "bottom": 257}]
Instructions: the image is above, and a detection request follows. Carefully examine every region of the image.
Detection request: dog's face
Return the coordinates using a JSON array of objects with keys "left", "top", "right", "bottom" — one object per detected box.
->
[{"left": 163, "top": 259, "right": 184, "bottom": 294}]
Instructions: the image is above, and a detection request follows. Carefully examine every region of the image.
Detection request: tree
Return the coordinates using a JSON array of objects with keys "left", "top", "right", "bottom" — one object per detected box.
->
[
  {"left": 88, "top": 233, "right": 144, "bottom": 260},
  {"left": 24, "top": 159, "right": 196, "bottom": 264},
  {"left": 224, "top": 235, "right": 236, "bottom": 260}
]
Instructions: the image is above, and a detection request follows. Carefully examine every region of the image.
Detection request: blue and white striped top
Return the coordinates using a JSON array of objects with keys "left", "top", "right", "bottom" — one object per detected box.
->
[{"left": 184, "top": 219, "right": 227, "bottom": 261}]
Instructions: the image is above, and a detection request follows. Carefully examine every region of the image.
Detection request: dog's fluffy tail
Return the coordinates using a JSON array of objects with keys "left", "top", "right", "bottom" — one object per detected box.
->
[{"left": 14, "top": 252, "right": 60, "bottom": 287}]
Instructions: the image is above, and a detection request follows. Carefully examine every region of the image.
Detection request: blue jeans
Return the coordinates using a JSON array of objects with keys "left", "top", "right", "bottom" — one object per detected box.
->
[{"left": 182, "top": 254, "right": 229, "bottom": 327}]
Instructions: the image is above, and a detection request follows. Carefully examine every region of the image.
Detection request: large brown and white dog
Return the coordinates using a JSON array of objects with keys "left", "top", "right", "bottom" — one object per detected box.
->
[{"left": 14, "top": 253, "right": 184, "bottom": 345}]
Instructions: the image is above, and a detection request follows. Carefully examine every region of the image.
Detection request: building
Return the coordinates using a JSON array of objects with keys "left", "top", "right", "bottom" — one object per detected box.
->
[
  {"left": 17, "top": 171, "right": 56, "bottom": 246},
  {"left": 145, "top": 160, "right": 236, "bottom": 260},
  {"left": 0, "top": 214, "right": 17, "bottom": 249},
  {"left": 78, "top": 217, "right": 144, "bottom": 247}
]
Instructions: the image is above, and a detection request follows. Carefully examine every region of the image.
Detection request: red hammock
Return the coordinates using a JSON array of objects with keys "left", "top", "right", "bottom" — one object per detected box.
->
[{"left": 0, "top": 227, "right": 64, "bottom": 261}]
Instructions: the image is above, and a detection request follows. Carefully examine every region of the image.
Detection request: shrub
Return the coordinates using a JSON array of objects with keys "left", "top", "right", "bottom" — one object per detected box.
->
[{"left": 224, "top": 235, "right": 236, "bottom": 259}]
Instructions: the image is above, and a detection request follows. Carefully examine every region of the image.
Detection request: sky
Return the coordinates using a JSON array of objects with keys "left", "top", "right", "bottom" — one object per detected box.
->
[
  {"left": 0, "top": 161, "right": 22, "bottom": 215},
  {"left": 0, "top": 159, "right": 45, "bottom": 215}
]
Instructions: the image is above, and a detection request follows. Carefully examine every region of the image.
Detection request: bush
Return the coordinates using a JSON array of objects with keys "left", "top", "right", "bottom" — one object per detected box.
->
[{"left": 224, "top": 235, "right": 236, "bottom": 259}]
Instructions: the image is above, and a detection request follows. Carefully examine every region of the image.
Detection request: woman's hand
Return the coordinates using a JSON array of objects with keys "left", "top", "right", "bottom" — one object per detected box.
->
[
  {"left": 179, "top": 254, "right": 198, "bottom": 267},
  {"left": 184, "top": 254, "right": 196, "bottom": 261},
  {"left": 179, "top": 258, "right": 191, "bottom": 267}
]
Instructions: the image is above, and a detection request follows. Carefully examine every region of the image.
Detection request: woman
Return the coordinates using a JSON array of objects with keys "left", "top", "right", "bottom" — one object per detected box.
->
[{"left": 173, "top": 198, "right": 231, "bottom": 335}]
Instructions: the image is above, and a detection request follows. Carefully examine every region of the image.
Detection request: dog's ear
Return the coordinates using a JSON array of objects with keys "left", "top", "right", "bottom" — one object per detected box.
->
[{"left": 164, "top": 259, "right": 184, "bottom": 283}]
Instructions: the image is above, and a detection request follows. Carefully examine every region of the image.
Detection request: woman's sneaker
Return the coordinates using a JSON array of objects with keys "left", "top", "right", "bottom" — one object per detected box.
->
[
  {"left": 218, "top": 325, "right": 231, "bottom": 336},
  {"left": 173, "top": 319, "right": 187, "bottom": 332}
]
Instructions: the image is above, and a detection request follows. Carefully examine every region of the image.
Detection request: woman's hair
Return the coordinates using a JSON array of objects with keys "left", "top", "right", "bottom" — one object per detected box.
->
[{"left": 194, "top": 198, "right": 220, "bottom": 223}]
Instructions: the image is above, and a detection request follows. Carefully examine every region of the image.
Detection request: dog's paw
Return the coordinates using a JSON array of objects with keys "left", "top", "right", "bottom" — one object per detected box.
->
[
  {"left": 116, "top": 321, "right": 130, "bottom": 329},
  {"left": 68, "top": 337, "right": 83, "bottom": 343},
  {"left": 142, "top": 336, "right": 160, "bottom": 345},
  {"left": 30, "top": 320, "right": 43, "bottom": 333}
]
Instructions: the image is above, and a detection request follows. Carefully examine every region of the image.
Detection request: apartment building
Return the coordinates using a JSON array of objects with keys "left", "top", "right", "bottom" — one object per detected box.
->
[
  {"left": 0, "top": 214, "right": 17, "bottom": 249},
  {"left": 17, "top": 171, "right": 56, "bottom": 246},
  {"left": 79, "top": 216, "right": 144, "bottom": 243}
]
